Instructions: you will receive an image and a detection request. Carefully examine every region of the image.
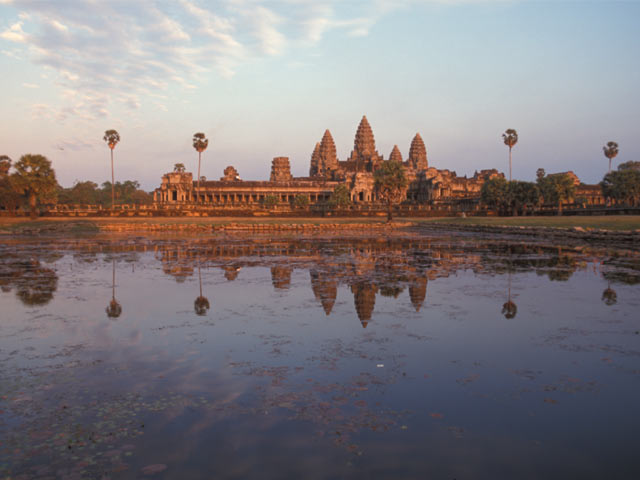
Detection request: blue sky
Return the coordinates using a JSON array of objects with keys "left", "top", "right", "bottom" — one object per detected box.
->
[{"left": 1, "top": 0, "right": 638, "bottom": 190}]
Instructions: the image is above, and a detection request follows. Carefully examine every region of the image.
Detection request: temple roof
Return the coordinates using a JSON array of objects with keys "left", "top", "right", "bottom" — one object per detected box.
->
[
  {"left": 352, "top": 282, "right": 376, "bottom": 325},
  {"left": 389, "top": 145, "right": 403, "bottom": 163},
  {"left": 310, "top": 270, "right": 337, "bottom": 315},
  {"left": 353, "top": 115, "right": 376, "bottom": 158},
  {"left": 319, "top": 129, "right": 337, "bottom": 169},
  {"left": 409, "top": 133, "right": 427, "bottom": 169},
  {"left": 310, "top": 142, "right": 321, "bottom": 176},
  {"left": 409, "top": 276, "right": 427, "bottom": 312}
]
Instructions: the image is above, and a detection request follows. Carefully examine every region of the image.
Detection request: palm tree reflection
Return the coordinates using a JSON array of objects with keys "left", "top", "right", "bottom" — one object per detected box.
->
[
  {"left": 106, "top": 260, "right": 122, "bottom": 318},
  {"left": 602, "top": 282, "right": 617, "bottom": 306},
  {"left": 502, "top": 251, "right": 517, "bottom": 319},
  {"left": 194, "top": 259, "right": 210, "bottom": 316}
]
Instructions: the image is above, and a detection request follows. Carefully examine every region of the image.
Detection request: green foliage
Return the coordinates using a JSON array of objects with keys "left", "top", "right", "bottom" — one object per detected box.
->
[
  {"left": 508, "top": 181, "right": 540, "bottom": 214},
  {"left": 601, "top": 168, "right": 640, "bottom": 206},
  {"left": 174, "top": 163, "right": 186, "bottom": 173},
  {"left": 603, "top": 141, "right": 619, "bottom": 173},
  {"left": 263, "top": 195, "right": 278, "bottom": 209},
  {"left": 11, "top": 154, "right": 58, "bottom": 217},
  {"left": 57, "top": 180, "right": 152, "bottom": 206},
  {"left": 101, "top": 181, "right": 151, "bottom": 205},
  {"left": 537, "top": 173, "right": 576, "bottom": 210},
  {"left": 328, "top": 184, "right": 351, "bottom": 209},
  {"left": 536, "top": 168, "right": 546, "bottom": 181},
  {"left": 502, "top": 129, "right": 518, "bottom": 148},
  {"left": 0, "top": 155, "right": 11, "bottom": 177},
  {"left": 480, "top": 176, "right": 508, "bottom": 211},
  {"left": 374, "top": 161, "right": 407, "bottom": 221},
  {"left": 103, "top": 130, "right": 120, "bottom": 149},
  {"left": 0, "top": 155, "right": 21, "bottom": 211},
  {"left": 603, "top": 141, "right": 619, "bottom": 160},
  {"left": 617, "top": 161, "right": 640, "bottom": 172},
  {"left": 293, "top": 194, "right": 310, "bottom": 209},
  {"left": 482, "top": 178, "right": 539, "bottom": 215},
  {"left": 58, "top": 181, "right": 99, "bottom": 205},
  {"left": 0, "top": 177, "right": 21, "bottom": 212},
  {"left": 192, "top": 132, "right": 208, "bottom": 153}
]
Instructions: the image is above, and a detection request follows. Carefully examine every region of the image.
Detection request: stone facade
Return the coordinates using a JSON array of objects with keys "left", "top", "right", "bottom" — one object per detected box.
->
[
  {"left": 153, "top": 115, "right": 507, "bottom": 209},
  {"left": 270, "top": 157, "right": 293, "bottom": 182}
]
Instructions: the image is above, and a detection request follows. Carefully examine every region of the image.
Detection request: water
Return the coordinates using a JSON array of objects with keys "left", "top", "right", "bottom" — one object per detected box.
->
[{"left": 1, "top": 231, "right": 639, "bottom": 479}]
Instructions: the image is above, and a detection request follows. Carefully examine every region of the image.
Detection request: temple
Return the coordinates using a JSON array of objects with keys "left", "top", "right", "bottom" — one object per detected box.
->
[{"left": 153, "top": 115, "right": 505, "bottom": 212}]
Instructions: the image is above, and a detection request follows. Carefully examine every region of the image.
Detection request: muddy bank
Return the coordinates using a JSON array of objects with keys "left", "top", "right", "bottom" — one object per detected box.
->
[{"left": 418, "top": 222, "right": 640, "bottom": 247}]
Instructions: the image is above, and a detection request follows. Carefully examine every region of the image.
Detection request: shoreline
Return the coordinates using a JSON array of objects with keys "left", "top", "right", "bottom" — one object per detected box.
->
[{"left": 1, "top": 216, "right": 640, "bottom": 247}]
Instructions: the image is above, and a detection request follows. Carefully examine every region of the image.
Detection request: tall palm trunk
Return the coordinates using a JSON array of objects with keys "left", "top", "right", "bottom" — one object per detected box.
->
[
  {"left": 509, "top": 146, "right": 512, "bottom": 182},
  {"left": 608, "top": 158, "right": 612, "bottom": 174},
  {"left": 110, "top": 148, "right": 115, "bottom": 209},
  {"left": 196, "top": 151, "right": 201, "bottom": 204}
]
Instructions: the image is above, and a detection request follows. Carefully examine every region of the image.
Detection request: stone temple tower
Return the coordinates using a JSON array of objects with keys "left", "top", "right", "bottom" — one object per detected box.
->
[
  {"left": 408, "top": 133, "right": 428, "bottom": 170},
  {"left": 349, "top": 115, "right": 383, "bottom": 170},
  {"left": 317, "top": 129, "right": 338, "bottom": 177},
  {"left": 389, "top": 145, "right": 403, "bottom": 163},
  {"left": 309, "top": 142, "right": 321, "bottom": 177}
]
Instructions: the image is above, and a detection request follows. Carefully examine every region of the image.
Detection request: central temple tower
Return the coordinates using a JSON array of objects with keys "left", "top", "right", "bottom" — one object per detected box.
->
[{"left": 348, "top": 115, "right": 383, "bottom": 171}]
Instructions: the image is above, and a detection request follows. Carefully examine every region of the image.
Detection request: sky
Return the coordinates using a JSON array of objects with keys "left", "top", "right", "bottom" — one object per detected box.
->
[{"left": 0, "top": 0, "right": 638, "bottom": 191}]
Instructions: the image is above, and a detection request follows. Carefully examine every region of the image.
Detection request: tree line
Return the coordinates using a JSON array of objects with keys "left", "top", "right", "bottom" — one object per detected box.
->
[
  {"left": 0, "top": 153, "right": 151, "bottom": 218},
  {"left": 2, "top": 127, "right": 638, "bottom": 218},
  {"left": 482, "top": 132, "right": 639, "bottom": 214}
]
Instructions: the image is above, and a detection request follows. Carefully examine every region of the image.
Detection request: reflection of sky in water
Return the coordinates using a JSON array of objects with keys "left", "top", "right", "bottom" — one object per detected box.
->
[{"left": 1, "top": 235, "right": 640, "bottom": 479}]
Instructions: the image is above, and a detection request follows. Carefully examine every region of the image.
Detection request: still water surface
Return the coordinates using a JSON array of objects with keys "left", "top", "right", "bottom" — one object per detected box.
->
[{"left": 1, "top": 232, "right": 639, "bottom": 479}]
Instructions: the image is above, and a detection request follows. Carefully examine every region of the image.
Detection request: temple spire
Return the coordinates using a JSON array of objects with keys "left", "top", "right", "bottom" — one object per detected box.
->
[
  {"left": 354, "top": 115, "right": 375, "bottom": 158},
  {"left": 408, "top": 133, "right": 428, "bottom": 170},
  {"left": 351, "top": 282, "right": 377, "bottom": 328},
  {"left": 409, "top": 276, "right": 428, "bottom": 312},
  {"left": 310, "top": 270, "right": 337, "bottom": 315},
  {"left": 349, "top": 115, "right": 382, "bottom": 168},
  {"left": 310, "top": 142, "right": 321, "bottom": 177},
  {"left": 389, "top": 145, "right": 403, "bottom": 163},
  {"left": 318, "top": 129, "right": 338, "bottom": 176}
]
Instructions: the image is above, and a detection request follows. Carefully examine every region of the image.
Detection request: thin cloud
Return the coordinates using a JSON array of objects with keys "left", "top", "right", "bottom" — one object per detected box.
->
[
  {"left": 0, "top": 0, "right": 439, "bottom": 120},
  {"left": 54, "top": 137, "right": 97, "bottom": 151},
  {"left": 0, "top": 21, "right": 27, "bottom": 43}
]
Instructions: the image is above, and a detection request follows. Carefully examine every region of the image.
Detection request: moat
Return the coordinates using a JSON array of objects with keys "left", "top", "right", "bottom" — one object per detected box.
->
[{"left": 1, "top": 231, "right": 639, "bottom": 479}]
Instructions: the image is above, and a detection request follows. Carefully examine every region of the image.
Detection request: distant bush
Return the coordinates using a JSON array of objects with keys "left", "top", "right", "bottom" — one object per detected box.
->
[
  {"left": 293, "top": 195, "right": 310, "bottom": 209},
  {"left": 263, "top": 195, "right": 278, "bottom": 209}
]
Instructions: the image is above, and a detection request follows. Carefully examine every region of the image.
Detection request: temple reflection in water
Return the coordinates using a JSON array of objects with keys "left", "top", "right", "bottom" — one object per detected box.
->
[{"left": 2, "top": 234, "right": 637, "bottom": 326}]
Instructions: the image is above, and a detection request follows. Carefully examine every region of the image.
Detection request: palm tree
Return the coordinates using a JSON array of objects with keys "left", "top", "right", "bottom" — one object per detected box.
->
[
  {"left": 103, "top": 130, "right": 120, "bottom": 209},
  {"left": 603, "top": 141, "right": 619, "bottom": 174},
  {"left": 192, "top": 133, "right": 208, "bottom": 203},
  {"left": 502, "top": 129, "right": 518, "bottom": 181}
]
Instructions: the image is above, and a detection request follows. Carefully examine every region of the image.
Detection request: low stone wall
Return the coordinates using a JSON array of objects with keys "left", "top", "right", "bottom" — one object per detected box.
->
[{"left": 98, "top": 222, "right": 413, "bottom": 234}]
